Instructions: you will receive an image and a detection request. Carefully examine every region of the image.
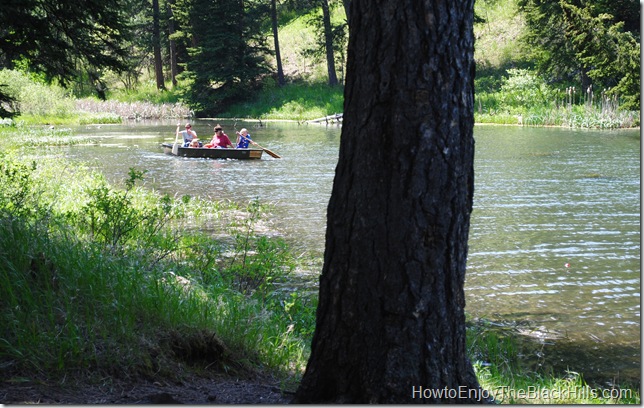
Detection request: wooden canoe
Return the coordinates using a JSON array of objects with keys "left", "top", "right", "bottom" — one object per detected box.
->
[{"left": 162, "top": 143, "right": 263, "bottom": 160}]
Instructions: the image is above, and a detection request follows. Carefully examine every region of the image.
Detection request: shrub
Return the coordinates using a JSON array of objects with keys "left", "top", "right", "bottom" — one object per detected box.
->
[
  {"left": 0, "top": 69, "right": 75, "bottom": 117},
  {"left": 499, "top": 68, "right": 557, "bottom": 108}
]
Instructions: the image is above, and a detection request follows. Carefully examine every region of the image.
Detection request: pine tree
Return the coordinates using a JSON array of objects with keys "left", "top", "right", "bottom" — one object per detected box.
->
[
  {"left": 180, "top": 0, "right": 270, "bottom": 115},
  {"left": 0, "top": 0, "right": 131, "bottom": 104}
]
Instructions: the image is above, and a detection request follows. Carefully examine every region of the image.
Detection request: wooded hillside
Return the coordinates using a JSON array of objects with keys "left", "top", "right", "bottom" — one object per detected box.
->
[{"left": 0, "top": 0, "right": 640, "bottom": 117}]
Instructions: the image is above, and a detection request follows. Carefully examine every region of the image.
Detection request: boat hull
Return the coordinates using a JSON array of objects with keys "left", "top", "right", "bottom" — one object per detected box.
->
[{"left": 162, "top": 143, "right": 263, "bottom": 160}]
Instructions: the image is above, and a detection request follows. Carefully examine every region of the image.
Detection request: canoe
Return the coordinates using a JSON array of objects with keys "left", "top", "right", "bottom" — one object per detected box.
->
[{"left": 162, "top": 143, "right": 263, "bottom": 160}]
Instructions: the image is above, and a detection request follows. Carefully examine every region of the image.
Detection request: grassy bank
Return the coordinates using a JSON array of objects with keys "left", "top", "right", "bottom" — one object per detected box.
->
[
  {"left": 0, "top": 69, "right": 189, "bottom": 126},
  {"left": 0, "top": 126, "right": 639, "bottom": 403},
  {"left": 217, "top": 79, "right": 639, "bottom": 128},
  {"left": 0, "top": 131, "right": 315, "bottom": 389},
  {"left": 213, "top": 74, "right": 640, "bottom": 128},
  {"left": 218, "top": 81, "right": 344, "bottom": 122},
  {"left": 1, "top": 66, "right": 638, "bottom": 128},
  {"left": 467, "top": 320, "right": 640, "bottom": 404}
]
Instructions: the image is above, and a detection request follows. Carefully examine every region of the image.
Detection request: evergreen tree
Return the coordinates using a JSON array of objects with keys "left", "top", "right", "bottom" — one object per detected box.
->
[
  {"left": 302, "top": 0, "right": 347, "bottom": 86},
  {"left": 518, "top": 0, "right": 640, "bottom": 110},
  {"left": 0, "top": 0, "right": 131, "bottom": 102},
  {"left": 560, "top": 2, "right": 640, "bottom": 110},
  {"left": 152, "top": 0, "right": 167, "bottom": 90},
  {"left": 178, "top": 0, "right": 270, "bottom": 115},
  {"left": 271, "top": 0, "right": 286, "bottom": 87},
  {"left": 320, "top": 0, "right": 338, "bottom": 86}
]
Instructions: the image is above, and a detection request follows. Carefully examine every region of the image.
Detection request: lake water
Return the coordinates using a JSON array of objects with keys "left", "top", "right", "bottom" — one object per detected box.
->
[{"left": 66, "top": 120, "right": 640, "bottom": 384}]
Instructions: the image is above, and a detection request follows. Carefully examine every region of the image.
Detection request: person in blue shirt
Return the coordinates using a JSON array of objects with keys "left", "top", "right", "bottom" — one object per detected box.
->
[{"left": 235, "top": 128, "right": 253, "bottom": 148}]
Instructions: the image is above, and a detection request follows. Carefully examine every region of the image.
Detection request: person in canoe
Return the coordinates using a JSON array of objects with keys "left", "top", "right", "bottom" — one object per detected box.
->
[
  {"left": 177, "top": 122, "right": 200, "bottom": 147},
  {"left": 204, "top": 124, "right": 234, "bottom": 148},
  {"left": 235, "top": 128, "right": 253, "bottom": 148}
]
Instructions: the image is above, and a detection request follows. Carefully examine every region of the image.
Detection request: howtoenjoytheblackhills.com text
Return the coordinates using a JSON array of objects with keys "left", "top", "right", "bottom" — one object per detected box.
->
[{"left": 411, "top": 385, "right": 633, "bottom": 402}]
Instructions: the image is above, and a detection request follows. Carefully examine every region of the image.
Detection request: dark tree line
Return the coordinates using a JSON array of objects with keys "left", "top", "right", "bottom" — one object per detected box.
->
[
  {"left": 0, "top": 0, "right": 132, "bottom": 109},
  {"left": 517, "top": 0, "right": 640, "bottom": 110},
  {"left": 0, "top": 0, "right": 348, "bottom": 117},
  {"left": 1, "top": 0, "right": 638, "bottom": 117}
]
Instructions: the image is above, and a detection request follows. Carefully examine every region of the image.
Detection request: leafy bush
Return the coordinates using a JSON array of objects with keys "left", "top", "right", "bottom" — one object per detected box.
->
[
  {"left": 0, "top": 69, "right": 75, "bottom": 117},
  {"left": 499, "top": 68, "right": 557, "bottom": 108},
  {"left": 76, "top": 168, "right": 176, "bottom": 254},
  {"left": 0, "top": 156, "right": 40, "bottom": 218}
]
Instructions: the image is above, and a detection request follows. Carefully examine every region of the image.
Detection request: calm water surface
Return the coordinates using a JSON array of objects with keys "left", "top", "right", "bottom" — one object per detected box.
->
[{"left": 67, "top": 120, "right": 640, "bottom": 383}]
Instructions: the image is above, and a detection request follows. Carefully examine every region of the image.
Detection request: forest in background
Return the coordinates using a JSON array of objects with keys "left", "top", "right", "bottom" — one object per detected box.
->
[{"left": 0, "top": 0, "right": 640, "bottom": 123}]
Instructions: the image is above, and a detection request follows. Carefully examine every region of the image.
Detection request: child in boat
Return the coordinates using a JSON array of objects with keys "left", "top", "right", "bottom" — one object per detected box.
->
[
  {"left": 204, "top": 125, "right": 234, "bottom": 148},
  {"left": 235, "top": 128, "right": 253, "bottom": 148}
]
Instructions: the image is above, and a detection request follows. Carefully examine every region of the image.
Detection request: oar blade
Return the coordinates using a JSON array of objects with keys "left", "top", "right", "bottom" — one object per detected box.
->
[{"left": 263, "top": 148, "right": 281, "bottom": 159}]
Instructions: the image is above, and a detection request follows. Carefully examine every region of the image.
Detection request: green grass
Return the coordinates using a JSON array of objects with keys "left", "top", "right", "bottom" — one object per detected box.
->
[
  {"left": 0, "top": 138, "right": 314, "bottom": 388},
  {"left": 477, "top": 367, "right": 640, "bottom": 404},
  {"left": 14, "top": 112, "right": 122, "bottom": 126},
  {"left": 474, "top": 93, "right": 640, "bottom": 128},
  {"left": 107, "top": 80, "right": 183, "bottom": 105},
  {"left": 467, "top": 319, "right": 640, "bottom": 404},
  {"left": 218, "top": 81, "right": 344, "bottom": 121}
]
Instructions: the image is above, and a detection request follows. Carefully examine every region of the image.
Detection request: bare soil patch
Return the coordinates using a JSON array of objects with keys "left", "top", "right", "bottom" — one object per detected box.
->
[{"left": 1, "top": 373, "right": 294, "bottom": 404}]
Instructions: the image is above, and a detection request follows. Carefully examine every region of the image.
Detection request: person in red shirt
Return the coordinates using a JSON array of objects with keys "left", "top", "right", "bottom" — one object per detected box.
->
[{"left": 204, "top": 124, "right": 234, "bottom": 148}]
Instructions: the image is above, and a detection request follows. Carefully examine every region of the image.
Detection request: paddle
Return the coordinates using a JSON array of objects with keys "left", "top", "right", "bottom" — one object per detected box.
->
[
  {"left": 237, "top": 132, "right": 281, "bottom": 159},
  {"left": 172, "top": 123, "right": 180, "bottom": 155}
]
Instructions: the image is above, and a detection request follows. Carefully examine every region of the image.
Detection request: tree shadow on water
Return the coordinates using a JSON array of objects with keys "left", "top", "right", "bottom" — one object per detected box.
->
[{"left": 467, "top": 316, "right": 640, "bottom": 389}]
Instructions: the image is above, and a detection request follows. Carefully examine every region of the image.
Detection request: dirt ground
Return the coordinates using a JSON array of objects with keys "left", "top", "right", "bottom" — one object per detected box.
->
[{"left": 1, "top": 374, "right": 295, "bottom": 404}]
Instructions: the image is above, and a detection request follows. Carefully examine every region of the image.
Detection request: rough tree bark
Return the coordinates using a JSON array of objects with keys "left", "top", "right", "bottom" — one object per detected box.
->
[{"left": 293, "top": 0, "right": 484, "bottom": 403}]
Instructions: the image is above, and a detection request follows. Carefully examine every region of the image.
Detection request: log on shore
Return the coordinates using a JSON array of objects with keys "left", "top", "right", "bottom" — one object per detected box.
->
[{"left": 307, "top": 113, "right": 343, "bottom": 124}]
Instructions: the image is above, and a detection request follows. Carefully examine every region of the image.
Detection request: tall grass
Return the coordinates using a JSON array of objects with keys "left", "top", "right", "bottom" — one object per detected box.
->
[
  {"left": 475, "top": 68, "right": 640, "bottom": 128},
  {"left": 467, "top": 319, "right": 640, "bottom": 404},
  {"left": 75, "top": 98, "right": 190, "bottom": 120},
  {"left": 106, "top": 80, "right": 183, "bottom": 105},
  {"left": 0, "top": 69, "right": 188, "bottom": 125},
  {"left": 0, "top": 147, "right": 314, "bottom": 387}
]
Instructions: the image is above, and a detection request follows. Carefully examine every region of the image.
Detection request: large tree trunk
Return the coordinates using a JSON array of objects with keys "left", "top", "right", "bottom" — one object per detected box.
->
[
  {"left": 152, "top": 0, "right": 166, "bottom": 90},
  {"left": 342, "top": 0, "right": 350, "bottom": 26},
  {"left": 293, "top": 0, "right": 483, "bottom": 403},
  {"left": 320, "top": 0, "right": 338, "bottom": 86},
  {"left": 167, "top": 0, "right": 179, "bottom": 87},
  {"left": 271, "top": 0, "right": 285, "bottom": 87}
]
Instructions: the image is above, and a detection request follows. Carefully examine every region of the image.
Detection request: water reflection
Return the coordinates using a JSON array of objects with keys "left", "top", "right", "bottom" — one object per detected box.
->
[{"left": 66, "top": 120, "right": 640, "bottom": 383}]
